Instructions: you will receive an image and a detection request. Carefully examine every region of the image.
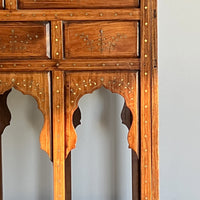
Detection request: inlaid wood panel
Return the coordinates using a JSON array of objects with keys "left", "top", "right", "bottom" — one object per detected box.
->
[
  {"left": 0, "top": 72, "right": 52, "bottom": 159},
  {"left": 18, "top": 0, "right": 139, "bottom": 9},
  {"left": 65, "top": 71, "right": 138, "bottom": 157},
  {"left": 64, "top": 21, "right": 139, "bottom": 59},
  {"left": 0, "top": 22, "right": 50, "bottom": 60}
]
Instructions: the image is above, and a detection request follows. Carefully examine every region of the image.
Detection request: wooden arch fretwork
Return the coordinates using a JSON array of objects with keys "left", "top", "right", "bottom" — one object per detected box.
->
[
  {"left": 65, "top": 71, "right": 139, "bottom": 158},
  {"left": 0, "top": 72, "right": 52, "bottom": 159}
]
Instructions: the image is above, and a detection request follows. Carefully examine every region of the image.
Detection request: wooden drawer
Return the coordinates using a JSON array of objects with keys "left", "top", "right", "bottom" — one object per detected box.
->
[
  {"left": 0, "top": 22, "right": 50, "bottom": 60},
  {"left": 18, "top": 0, "right": 139, "bottom": 9},
  {"left": 64, "top": 21, "right": 139, "bottom": 59}
]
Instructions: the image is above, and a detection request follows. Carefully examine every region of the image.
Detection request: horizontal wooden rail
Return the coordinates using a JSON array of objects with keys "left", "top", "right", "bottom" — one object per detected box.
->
[
  {"left": 0, "top": 9, "right": 141, "bottom": 21},
  {"left": 0, "top": 58, "right": 141, "bottom": 71}
]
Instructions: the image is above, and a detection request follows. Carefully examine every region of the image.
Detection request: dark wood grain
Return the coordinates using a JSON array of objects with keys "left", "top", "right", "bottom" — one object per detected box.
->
[
  {"left": 121, "top": 102, "right": 133, "bottom": 130},
  {"left": 132, "top": 150, "right": 140, "bottom": 200},
  {"left": 72, "top": 107, "right": 81, "bottom": 129},
  {"left": 0, "top": 0, "right": 3, "bottom": 9}
]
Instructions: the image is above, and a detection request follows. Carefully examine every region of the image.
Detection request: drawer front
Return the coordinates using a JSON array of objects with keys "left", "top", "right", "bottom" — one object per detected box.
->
[
  {"left": 64, "top": 21, "right": 139, "bottom": 59},
  {"left": 0, "top": 22, "right": 50, "bottom": 60},
  {"left": 18, "top": 0, "right": 139, "bottom": 9}
]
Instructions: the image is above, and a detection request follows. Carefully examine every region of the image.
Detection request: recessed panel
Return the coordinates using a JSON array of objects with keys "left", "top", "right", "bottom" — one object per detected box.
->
[
  {"left": 0, "top": 22, "right": 50, "bottom": 59},
  {"left": 0, "top": 0, "right": 3, "bottom": 9},
  {"left": 18, "top": 0, "right": 139, "bottom": 9},
  {"left": 64, "top": 21, "right": 139, "bottom": 59}
]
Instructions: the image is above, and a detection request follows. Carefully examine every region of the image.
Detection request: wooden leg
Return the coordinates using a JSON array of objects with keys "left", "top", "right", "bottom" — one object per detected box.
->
[
  {"left": 65, "top": 106, "right": 81, "bottom": 200},
  {"left": 65, "top": 153, "right": 71, "bottom": 200},
  {"left": 121, "top": 102, "right": 139, "bottom": 199},
  {"left": 132, "top": 150, "right": 140, "bottom": 200},
  {"left": 52, "top": 71, "right": 65, "bottom": 200},
  {"left": 0, "top": 89, "right": 12, "bottom": 200}
]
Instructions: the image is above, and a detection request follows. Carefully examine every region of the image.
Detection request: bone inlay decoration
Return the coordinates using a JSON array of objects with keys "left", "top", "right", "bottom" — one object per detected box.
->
[
  {"left": 75, "top": 30, "right": 127, "bottom": 53},
  {"left": 0, "top": 29, "right": 39, "bottom": 53},
  {"left": 0, "top": 72, "right": 51, "bottom": 158},
  {"left": 65, "top": 72, "right": 138, "bottom": 158}
]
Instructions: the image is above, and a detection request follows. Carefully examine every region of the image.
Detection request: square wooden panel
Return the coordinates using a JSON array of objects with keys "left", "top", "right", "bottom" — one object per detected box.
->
[
  {"left": 18, "top": 0, "right": 139, "bottom": 9},
  {"left": 64, "top": 21, "right": 139, "bottom": 59},
  {"left": 0, "top": 22, "right": 50, "bottom": 60}
]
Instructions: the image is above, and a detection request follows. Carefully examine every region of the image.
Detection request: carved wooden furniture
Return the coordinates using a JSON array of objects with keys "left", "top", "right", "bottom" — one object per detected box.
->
[{"left": 0, "top": 0, "right": 158, "bottom": 199}]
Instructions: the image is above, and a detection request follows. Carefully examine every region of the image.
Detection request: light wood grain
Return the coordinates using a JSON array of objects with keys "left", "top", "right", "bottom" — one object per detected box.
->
[
  {"left": 52, "top": 71, "right": 66, "bottom": 200},
  {"left": 151, "top": 0, "right": 159, "bottom": 199},
  {"left": 0, "top": 9, "right": 141, "bottom": 21},
  {"left": 0, "top": 58, "right": 140, "bottom": 71},
  {"left": 5, "top": 0, "right": 17, "bottom": 10},
  {"left": 51, "top": 21, "right": 63, "bottom": 60},
  {"left": 140, "top": 0, "right": 153, "bottom": 199},
  {"left": 18, "top": 0, "right": 139, "bottom": 9}
]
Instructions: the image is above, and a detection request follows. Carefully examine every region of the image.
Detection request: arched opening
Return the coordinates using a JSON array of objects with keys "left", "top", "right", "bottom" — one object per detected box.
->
[
  {"left": 2, "top": 88, "right": 53, "bottom": 200},
  {"left": 71, "top": 87, "right": 134, "bottom": 200}
]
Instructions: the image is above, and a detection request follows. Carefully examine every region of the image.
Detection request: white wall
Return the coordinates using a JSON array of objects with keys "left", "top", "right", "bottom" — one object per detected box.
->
[
  {"left": 71, "top": 88, "right": 132, "bottom": 200},
  {"left": 159, "top": 0, "right": 200, "bottom": 199},
  {"left": 2, "top": 89, "right": 53, "bottom": 200}
]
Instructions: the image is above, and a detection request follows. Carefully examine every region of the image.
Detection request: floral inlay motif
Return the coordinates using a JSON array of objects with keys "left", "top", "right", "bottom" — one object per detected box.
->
[
  {"left": 75, "top": 29, "right": 127, "bottom": 53},
  {"left": 69, "top": 76, "right": 134, "bottom": 107}
]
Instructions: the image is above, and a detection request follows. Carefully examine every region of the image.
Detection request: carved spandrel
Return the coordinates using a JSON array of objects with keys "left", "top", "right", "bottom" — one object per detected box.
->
[
  {"left": 64, "top": 21, "right": 139, "bottom": 58},
  {"left": 65, "top": 72, "right": 138, "bottom": 157},
  {"left": 0, "top": 22, "right": 50, "bottom": 59},
  {"left": 0, "top": 72, "right": 51, "bottom": 159}
]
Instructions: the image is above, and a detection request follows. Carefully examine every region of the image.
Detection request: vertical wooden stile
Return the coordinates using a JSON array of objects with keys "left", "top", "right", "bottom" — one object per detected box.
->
[{"left": 52, "top": 71, "right": 66, "bottom": 200}]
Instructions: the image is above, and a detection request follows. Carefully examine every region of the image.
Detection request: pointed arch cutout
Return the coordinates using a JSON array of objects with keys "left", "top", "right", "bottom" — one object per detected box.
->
[
  {"left": 65, "top": 72, "right": 139, "bottom": 158},
  {"left": 0, "top": 72, "right": 51, "bottom": 159}
]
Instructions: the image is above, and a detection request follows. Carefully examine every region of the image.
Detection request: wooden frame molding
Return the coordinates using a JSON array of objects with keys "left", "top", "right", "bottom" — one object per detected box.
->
[{"left": 0, "top": 0, "right": 158, "bottom": 199}]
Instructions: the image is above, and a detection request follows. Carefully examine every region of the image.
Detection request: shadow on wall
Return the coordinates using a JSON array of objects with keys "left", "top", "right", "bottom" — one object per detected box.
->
[
  {"left": 71, "top": 87, "right": 133, "bottom": 200},
  {"left": 2, "top": 88, "right": 53, "bottom": 200}
]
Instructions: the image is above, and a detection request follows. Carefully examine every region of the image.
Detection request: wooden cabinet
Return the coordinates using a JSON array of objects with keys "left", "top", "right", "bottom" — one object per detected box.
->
[{"left": 0, "top": 0, "right": 158, "bottom": 199}]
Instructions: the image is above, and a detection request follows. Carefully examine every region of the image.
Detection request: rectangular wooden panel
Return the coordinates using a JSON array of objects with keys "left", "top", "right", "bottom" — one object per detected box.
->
[
  {"left": 18, "top": 0, "right": 139, "bottom": 9},
  {"left": 0, "top": 22, "right": 50, "bottom": 59},
  {"left": 64, "top": 21, "right": 139, "bottom": 59}
]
